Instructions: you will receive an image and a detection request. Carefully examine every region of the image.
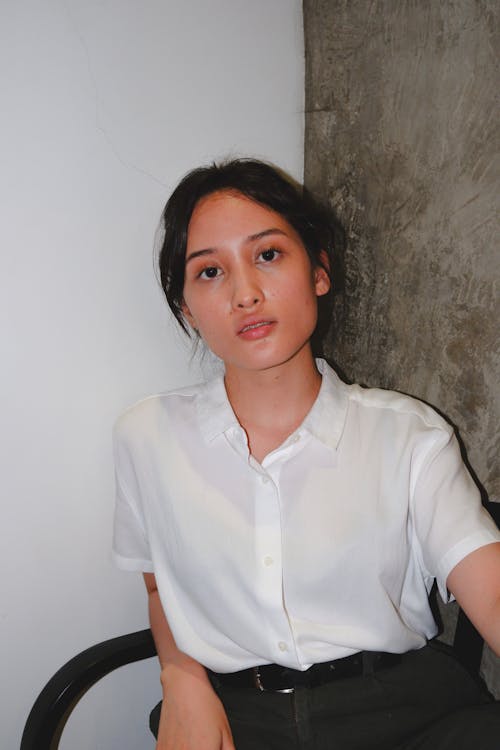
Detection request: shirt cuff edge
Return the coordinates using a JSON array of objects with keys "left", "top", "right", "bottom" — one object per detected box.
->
[
  {"left": 112, "top": 550, "right": 154, "bottom": 572},
  {"left": 436, "top": 530, "right": 500, "bottom": 602}
]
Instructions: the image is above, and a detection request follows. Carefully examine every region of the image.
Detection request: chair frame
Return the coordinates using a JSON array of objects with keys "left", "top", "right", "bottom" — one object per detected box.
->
[
  {"left": 21, "top": 502, "right": 499, "bottom": 750},
  {"left": 21, "top": 629, "right": 156, "bottom": 750}
]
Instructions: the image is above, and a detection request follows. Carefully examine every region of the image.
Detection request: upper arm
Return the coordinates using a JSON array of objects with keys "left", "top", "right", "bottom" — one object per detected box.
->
[
  {"left": 143, "top": 571, "right": 158, "bottom": 594},
  {"left": 446, "top": 541, "right": 500, "bottom": 655}
]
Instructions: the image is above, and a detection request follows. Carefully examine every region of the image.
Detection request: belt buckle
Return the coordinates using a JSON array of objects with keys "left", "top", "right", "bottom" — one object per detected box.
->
[{"left": 252, "top": 667, "right": 294, "bottom": 694}]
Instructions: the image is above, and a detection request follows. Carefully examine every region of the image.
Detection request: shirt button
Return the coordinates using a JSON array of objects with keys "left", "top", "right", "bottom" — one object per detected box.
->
[
  {"left": 291, "top": 433, "right": 300, "bottom": 443},
  {"left": 263, "top": 555, "right": 274, "bottom": 567},
  {"left": 261, "top": 476, "right": 269, "bottom": 484},
  {"left": 278, "top": 642, "right": 288, "bottom": 652}
]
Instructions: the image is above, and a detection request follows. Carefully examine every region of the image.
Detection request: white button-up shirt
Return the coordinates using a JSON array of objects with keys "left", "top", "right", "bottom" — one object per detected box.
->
[{"left": 112, "top": 360, "right": 499, "bottom": 672}]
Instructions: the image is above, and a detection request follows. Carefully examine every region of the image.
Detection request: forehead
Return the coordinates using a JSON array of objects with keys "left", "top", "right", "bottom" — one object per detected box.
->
[{"left": 187, "top": 190, "right": 298, "bottom": 249}]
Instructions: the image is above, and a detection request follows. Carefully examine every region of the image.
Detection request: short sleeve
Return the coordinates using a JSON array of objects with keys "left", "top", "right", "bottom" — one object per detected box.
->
[
  {"left": 111, "top": 421, "right": 154, "bottom": 572},
  {"left": 411, "top": 430, "right": 500, "bottom": 602}
]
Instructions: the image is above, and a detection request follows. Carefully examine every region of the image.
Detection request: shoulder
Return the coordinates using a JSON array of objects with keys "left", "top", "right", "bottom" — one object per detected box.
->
[
  {"left": 346, "top": 382, "right": 452, "bottom": 435},
  {"left": 340, "top": 382, "right": 459, "bottom": 487},
  {"left": 113, "top": 381, "right": 206, "bottom": 443},
  {"left": 320, "top": 360, "right": 451, "bottom": 435}
]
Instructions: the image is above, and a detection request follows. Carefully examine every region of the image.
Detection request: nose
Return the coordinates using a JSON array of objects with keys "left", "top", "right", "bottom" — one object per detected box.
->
[{"left": 231, "top": 267, "right": 263, "bottom": 309}]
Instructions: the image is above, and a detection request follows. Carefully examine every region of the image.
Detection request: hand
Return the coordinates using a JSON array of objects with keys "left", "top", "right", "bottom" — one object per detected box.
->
[{"left": 156, "top": 662, "right": 235, "bottom": 750}]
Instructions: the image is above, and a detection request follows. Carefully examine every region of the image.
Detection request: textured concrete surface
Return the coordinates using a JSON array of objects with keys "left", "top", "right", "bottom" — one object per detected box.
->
[{"left": 304, "top": 0, "right": 499, "bottom": 692}]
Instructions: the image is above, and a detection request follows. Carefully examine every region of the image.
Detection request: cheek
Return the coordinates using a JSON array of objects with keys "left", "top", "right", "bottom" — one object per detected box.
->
[
  {"left": 294, "top": 281, "right": 320, "bottom": 327},
  {"left": 182, "top": 287, "right": 212, "bottom": 326},
  {"left": 190, "top": 301, "right": 227, "bottom": 342},
  {"left": 277, "top": 274, "right": 319, "bottom": 309}
]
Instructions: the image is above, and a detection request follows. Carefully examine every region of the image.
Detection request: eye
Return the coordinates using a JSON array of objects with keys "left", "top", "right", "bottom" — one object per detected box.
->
[
  {"left": 198, "top": 266, "right": 221, "bottom": 280},
  {"left": 258, "top": 248, "right": 281, "bottom": 262}
]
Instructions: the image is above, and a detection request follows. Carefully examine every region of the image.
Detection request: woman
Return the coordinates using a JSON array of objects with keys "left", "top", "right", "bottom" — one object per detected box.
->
[{"left": 112, "top": 159, "right": 500, "bottom": 750}]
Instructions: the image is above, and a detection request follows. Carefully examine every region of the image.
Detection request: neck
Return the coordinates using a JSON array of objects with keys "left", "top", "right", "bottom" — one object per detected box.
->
[{"left": 224, "top": 347, "right": 322, "bottom": 438}]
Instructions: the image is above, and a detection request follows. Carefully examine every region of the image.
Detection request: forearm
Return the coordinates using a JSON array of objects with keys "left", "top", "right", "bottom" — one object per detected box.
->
[
  {"left": 144, "top": 576, "right": 234, "bottom": 749},
  {"left": 147, "top": 586, "right": 211, "bottom": 687}
]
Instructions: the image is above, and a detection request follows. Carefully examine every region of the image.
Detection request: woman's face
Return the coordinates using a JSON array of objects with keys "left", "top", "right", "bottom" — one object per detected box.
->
[{"left": 182, "top": 190, "right": 330, "bottom": 376}]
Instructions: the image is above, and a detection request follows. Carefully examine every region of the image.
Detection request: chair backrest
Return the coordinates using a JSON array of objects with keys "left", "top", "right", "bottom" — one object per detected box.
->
[{"left": 20, "top": 629, "right": 156, "bottom": 750}]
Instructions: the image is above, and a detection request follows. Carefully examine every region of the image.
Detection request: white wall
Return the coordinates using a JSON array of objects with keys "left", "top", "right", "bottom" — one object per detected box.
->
[{"left": 0, "top": 2, "right": 304, "bottom": 747}]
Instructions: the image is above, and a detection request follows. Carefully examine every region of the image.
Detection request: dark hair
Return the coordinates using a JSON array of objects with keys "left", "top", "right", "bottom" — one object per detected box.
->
[{"left": 157, "top": 158, "right": 340, "bottom": 347}]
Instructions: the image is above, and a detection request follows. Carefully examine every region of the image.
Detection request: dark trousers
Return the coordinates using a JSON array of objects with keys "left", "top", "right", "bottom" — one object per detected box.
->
[{"left": 150, "top": 641, "right": 500, "bottom": 749}]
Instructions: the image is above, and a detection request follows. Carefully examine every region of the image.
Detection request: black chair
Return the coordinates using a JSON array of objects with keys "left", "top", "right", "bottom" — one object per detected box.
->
[
  {"left": 21, "top": 502, "right": 500, "bottom": 750},
  {"left": 20, "top": 629, "right": 157, "bottom": 750}
]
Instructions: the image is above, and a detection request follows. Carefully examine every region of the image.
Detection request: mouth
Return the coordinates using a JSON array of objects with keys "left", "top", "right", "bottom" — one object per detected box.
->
[
  {"left": 237, "top": 320, "right": 276, "bottom": 339},
  {"left": 239, "top": 320, "right": 273, "bottom": 334}
]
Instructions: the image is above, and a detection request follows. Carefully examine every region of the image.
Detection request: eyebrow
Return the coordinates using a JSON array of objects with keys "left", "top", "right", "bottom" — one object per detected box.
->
[{"left": 185, "top": 228, "right": 288, "bottom": 265}]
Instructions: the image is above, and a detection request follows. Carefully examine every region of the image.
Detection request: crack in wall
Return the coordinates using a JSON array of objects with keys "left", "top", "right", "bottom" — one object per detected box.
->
[{"left": 60, "top": 0, "right": 168, "bottom": 188}]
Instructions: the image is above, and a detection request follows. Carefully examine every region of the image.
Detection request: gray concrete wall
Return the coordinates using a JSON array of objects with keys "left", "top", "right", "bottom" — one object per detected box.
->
[{"left": 304, "top": 0, "right": 499, "bottom": 689}]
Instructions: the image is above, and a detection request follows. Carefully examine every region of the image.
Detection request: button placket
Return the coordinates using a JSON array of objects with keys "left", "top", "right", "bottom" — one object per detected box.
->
[{"left": 252, "top": 465, "right": 299, "bottom": 667}]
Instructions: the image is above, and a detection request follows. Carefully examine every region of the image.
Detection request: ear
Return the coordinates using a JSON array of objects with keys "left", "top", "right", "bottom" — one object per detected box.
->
[
  {"left": 181, "top": 299, "right": 197, "bottom": 331},
  {"left": 314, "top": 250, "right": 331, "bottom": 297}
]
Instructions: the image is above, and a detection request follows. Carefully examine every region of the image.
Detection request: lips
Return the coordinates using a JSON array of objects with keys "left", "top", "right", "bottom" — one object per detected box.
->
[
  {"left": 237, "top": 318, "right": 275, "bottom": 339},
  {"left": 239, "top": 320, "right": 272, "bottom": 333}
]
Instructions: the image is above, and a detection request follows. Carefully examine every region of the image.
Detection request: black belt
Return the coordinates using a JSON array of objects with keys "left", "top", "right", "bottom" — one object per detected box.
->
[{"left": 209, "top": 651, "right": 401, "bottom": 693}]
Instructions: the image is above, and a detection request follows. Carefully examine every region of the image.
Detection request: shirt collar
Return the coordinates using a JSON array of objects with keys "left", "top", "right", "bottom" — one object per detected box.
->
[
  {"left": 301, "top": 358, "right": 349, "bottom": 451},
  {"left": 195, "top": 358, "right": 349, "bottom": 451},
  {"left": 196, "top": 374, "right": 240, "bottom": 443}
]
